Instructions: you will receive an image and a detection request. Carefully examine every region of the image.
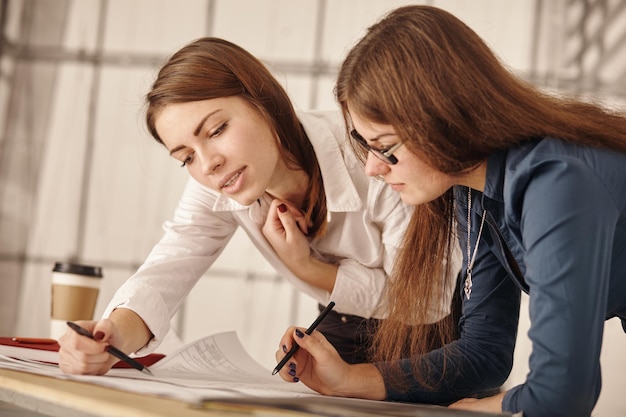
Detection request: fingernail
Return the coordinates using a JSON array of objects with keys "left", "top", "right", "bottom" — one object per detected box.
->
[
  {"left": 288, "top": 362, "right": 296, "bottom": 370},
  {"left": 93, "top": 331, "right": 104, "bottom": 341},
  {"left": 282, "top": 344, "right": 287, "bottom": 353},
  {"left": 295, "top": 329, "right": 304, "bottom": 338},
  {"left": 288, "top": 369, "right": 296, "bottom": 376},
  {"left": 278, "top": 203, "right": 287, "bottom": 213},
  {"left": 293, "top": 377, "right": 299, "bottom": 382}
]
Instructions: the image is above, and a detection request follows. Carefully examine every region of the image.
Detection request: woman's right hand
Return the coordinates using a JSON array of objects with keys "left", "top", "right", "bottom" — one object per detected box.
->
[
  {"left": 274, "top": 326, "right": 387, "bottom": 400},
  {"left": 58, "top": 319, "right": 121, "bottom": 375}
]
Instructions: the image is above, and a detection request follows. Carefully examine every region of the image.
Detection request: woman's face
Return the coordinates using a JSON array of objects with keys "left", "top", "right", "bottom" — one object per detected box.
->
[
  {"left": 155, "top": 96, "right": 283, "bottom": 206},
  {"left": 349, "top": 111, "right": 454, "bottom": 206}
]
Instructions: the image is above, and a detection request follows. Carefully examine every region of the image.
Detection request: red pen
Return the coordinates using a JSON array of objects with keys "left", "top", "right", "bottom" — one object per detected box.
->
[{"left": 11, "top": 337, "right": 58, "bottom": 344}]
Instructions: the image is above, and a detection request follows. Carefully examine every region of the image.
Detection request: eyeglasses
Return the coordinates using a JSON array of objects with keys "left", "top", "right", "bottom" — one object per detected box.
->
[{"left": 350, "top": 129, "right": 403, "bottom": 165}]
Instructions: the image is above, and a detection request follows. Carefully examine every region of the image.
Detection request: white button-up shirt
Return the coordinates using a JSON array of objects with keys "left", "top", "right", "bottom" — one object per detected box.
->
[{"left": 104, "top": 110, "right": 413, "bottom": 353}]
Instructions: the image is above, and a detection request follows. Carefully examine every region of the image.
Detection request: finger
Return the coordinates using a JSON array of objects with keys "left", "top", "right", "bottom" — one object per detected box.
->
[
  {"left": 59, "top": 349, "right": 110, "bottom": 375},
  {"left": 60, "top": 321, "right": 106, "bottom": 354},
  {"left": 277, "top": 326, "right": 298, "bottom": 349},
  {"left": 58, "top": 337, "right": 110, "bottom": 375},
  {"left": 274, "top": 327, "right": 322, "bottom": 383},
  {"left": 273, "top": 351, "right": 300, "bottom": 383},
  {"left": 275, "top": 203, "right": 304, "bottom": 236},
  {"left": 292, "top": 328, "right": 323, "bottom": 351},
  {"left": 278, "top": 201, "right": 309, "bottom": 235},
  {"left": 270, "top": 200, "right": 309, "bottom": 235},
  {"left": 274, "top": 326, "right": 306, "bottom": 382},
  {"left": 448, "top": 398, "right": 477, "bottom": 409},
  {"left": 91, "top": 318, "right": 116, "bottom": 342}
]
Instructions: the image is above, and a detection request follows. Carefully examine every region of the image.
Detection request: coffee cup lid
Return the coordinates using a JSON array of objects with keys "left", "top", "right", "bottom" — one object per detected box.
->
[{"left": 52, "top": 262, "right": 103, "bottom": 278}]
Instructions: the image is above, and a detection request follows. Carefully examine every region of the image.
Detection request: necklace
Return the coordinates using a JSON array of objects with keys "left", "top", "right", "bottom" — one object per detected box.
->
[{"left": 465, "top": 188, "right": 486, "bottom": 300}]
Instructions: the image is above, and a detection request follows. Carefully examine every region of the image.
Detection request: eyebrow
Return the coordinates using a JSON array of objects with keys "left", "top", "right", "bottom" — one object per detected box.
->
[
  {"left": 168, "top": 109, "right": 221, "bottom": 156},
  {"left": 357, "top": 130, "right": 395, "bottom": 144},
  {"left": 369, "top": 133, "right": 395, "bottom": 143}
]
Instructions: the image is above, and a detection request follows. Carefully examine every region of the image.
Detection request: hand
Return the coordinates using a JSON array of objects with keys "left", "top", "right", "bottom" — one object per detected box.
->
[
  {"left": 262, "top": 199, "right": 337, "bottom": 292},
  {"left": 449, "top": 392, "right": 506, "bottom": 412},
  {"left": 58, "top": 319, "right": 121, "bottom": 375},
  {"left": 274, "top": 327, "right": 386, "bottom": 400},
  {"left": 262, "top": 199, "right": 311, "bottom": 265}
]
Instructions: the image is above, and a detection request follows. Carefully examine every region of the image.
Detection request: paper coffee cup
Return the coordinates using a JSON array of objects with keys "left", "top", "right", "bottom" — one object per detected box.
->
[{"left": 50, "top": 262, "right": 103, "bottom": 340}]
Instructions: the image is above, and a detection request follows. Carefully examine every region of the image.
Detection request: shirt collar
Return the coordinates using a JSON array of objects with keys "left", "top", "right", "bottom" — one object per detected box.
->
[
  {"left": 481, "top": 149, "right": 508, "bottom": 211},
  {"left": 299, "top": 111, "right": 362, "bottom": 213}
]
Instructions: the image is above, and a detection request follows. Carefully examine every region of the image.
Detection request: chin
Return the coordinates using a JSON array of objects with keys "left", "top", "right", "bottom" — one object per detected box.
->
[
  {"left": 399, "top": 194, "right": 418, "bottom": 206},
  {"left": 400, "top": 192, "right": 433, "bottom": 207},
  {"left": 227, "top": 193, "right": 260, "bottom": 207}
]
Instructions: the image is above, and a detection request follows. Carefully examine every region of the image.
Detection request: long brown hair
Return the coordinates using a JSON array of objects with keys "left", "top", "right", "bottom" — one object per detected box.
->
[
  {"left": 336, "top": 5, "right": 626, "bottom": 389},
  {"left": 146, "top": 37, "right": 327, "bottom": 237}
]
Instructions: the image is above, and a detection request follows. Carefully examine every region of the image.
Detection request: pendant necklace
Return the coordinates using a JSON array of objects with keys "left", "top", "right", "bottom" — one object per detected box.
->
[{"left": 465, "top": 188, "right": 487, "bottom": 300}]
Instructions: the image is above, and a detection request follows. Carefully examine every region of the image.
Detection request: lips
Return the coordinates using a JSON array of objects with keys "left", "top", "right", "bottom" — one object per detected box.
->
[
  {"left": 386, "top": 180, "right": 404, "bottom": 192},
  {"left": 219, "top": 168, "right": 245, "bottom": 190}
]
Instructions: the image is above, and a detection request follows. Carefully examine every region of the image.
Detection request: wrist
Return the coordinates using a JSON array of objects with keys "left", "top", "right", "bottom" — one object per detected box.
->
[
  {"left": 290, "top": 257, "right": 338, "bottom": 293},
  {"left": 338, "top": 363, "right": 386, "bottom": 400}
]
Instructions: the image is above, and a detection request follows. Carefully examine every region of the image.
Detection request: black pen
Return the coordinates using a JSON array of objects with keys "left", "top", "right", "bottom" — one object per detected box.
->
[
  {"left": 66, "top": 321, "right": 153, "bottom": 376},
  {"left": 272, "top": 301, "right": 335, "bottom": 375}
]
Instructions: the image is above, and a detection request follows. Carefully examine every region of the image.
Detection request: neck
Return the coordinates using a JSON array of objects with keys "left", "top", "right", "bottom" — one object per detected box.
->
[
  {"left": 460, "top": 160, "right": 487, "bottom": 192},
  {"left": 267, "top": 165, "right": 309, "bottom": 208}
]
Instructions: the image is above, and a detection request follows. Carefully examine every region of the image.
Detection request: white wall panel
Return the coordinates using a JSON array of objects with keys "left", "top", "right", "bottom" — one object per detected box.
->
[
  {"left": 433, "top": 0, "right": 536, "bottom": 72},
  {"left": 63, "top": 0, "right": 101, "bottom": 51},
  {"left": 213, "top": 0, "right": 319, "bottom": 61},
  {"left": 321, "top": 0, "right": 419, "bottom": 64},
  {"left": 83, "top": 66, "right": 188, "bottom": 264},
  {"left": 25, "top": 63, "right": 94, "bottom": 259},
  {"left": 103, "top": 0, "right": 209, "bottom": 54}
]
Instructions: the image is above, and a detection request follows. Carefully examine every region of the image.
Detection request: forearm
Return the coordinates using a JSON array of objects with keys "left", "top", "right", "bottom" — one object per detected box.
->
[
  {"left": 335, "top": 363, "right": 387, "bottom": 400},
  {"left": 287, "top": 256, "right": 338, "bottom": 294}
]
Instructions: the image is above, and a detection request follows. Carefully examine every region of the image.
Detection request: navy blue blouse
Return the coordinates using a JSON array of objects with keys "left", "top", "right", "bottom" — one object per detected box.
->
[{"left": 380, "top": 137, "right": 626, "bottom": 417}]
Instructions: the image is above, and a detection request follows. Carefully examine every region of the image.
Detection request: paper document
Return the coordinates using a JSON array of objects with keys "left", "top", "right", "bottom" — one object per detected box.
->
[
  {"left": 0, "top": 331, "right": 317, "bottom": 403},
  {"left": 0, "top": 332, "right": 521, "bottom": 416}
]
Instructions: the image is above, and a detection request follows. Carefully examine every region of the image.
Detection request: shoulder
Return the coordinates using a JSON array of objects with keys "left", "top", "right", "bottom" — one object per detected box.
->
[
  {"left": 504, "top": 137, "right": 625, "bottom": 189},
  {"left": 297, "top": 110, "right": 346, "bottom": 146},
  {"left": 498, "top": 137, "right": 625, "bottom": 224}
]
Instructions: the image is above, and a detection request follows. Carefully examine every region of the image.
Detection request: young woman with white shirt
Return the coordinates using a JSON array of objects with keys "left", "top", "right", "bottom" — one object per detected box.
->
[{"left": 57, "top": 37, "right": 457, "bottom": 375}]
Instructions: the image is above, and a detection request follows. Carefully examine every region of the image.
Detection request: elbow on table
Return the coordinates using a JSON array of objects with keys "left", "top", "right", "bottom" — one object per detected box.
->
[{"left": 504, "top": 380, "right": 599, "bottom": 417}]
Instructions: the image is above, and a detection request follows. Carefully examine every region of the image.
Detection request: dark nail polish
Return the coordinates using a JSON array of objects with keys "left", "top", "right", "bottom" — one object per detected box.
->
[
  {"left": 288, "top": 362, "right": 296, "bottom": 370},
  {"left": 293, "top": 377, "right": 299, "bottom": 382},
  {"left": 93, "top": 331, "right": 104, "bottom": 341},
  {"left": 288, "top": 369, "right": 296, "bottom": 376},
  {"left": 278, "top": 203, "right": 287, "bottom": 213},
  {"left": 295, "top": 329, "right": 304, "bottom": 338},
  {"left": 282, "top": 344, "right": 287, "bottom": 353}
]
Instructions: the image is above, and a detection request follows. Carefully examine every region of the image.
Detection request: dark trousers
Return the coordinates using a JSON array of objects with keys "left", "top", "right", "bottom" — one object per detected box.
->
[
  {"left": 315, "top": 305, "right": 380, "bottom": 364},
  {"left": 316, "top": 273, "right": 464, "bottom": 365}
]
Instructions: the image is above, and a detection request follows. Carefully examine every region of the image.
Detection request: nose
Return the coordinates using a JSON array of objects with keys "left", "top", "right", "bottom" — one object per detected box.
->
[
  {"left": 364, "top": 152, "right": 390, "bottom": 177},
  {"left": 198, "top": 148, "right": 224, "bottom": 175}
]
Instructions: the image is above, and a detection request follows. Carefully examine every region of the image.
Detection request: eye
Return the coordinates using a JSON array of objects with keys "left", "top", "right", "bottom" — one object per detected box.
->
[
  {"left": 209, "top": 122, "right": 227, "bottom": 138},
  {"left": 180, "top": 153, "right": 193, "bottom": 168}
]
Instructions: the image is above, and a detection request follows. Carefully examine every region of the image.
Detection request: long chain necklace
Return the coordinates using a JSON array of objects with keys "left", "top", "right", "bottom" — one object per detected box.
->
[{"left": 465, "top": 188, "right": 487, "bottom": 300}]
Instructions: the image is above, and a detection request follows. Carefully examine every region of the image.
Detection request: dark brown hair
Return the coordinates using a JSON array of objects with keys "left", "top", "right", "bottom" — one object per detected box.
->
[
  {"left": 146, "top": 37, "right": 326, "bottom": 237},
  {"left": 336, "top": 5, "right": 626, "bottom": 389}
]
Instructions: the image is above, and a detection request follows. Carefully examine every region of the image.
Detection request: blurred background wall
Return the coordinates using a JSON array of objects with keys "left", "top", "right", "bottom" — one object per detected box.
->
[{"left": 0, "top": 0, "right": 624, "bottom": 414}]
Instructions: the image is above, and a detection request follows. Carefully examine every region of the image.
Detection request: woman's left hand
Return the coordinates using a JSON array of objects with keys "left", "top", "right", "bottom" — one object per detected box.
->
[{"left": 448, "top": 392, "right": 506, "bottom": 412}]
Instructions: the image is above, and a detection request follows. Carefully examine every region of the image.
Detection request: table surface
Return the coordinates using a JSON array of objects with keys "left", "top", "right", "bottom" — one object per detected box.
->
[
  {"left": 0, "top": 368, "right": 227, "bottom": 417},
  {"left": 0, "top": 367, "right": 510, "bottom": 417}
]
